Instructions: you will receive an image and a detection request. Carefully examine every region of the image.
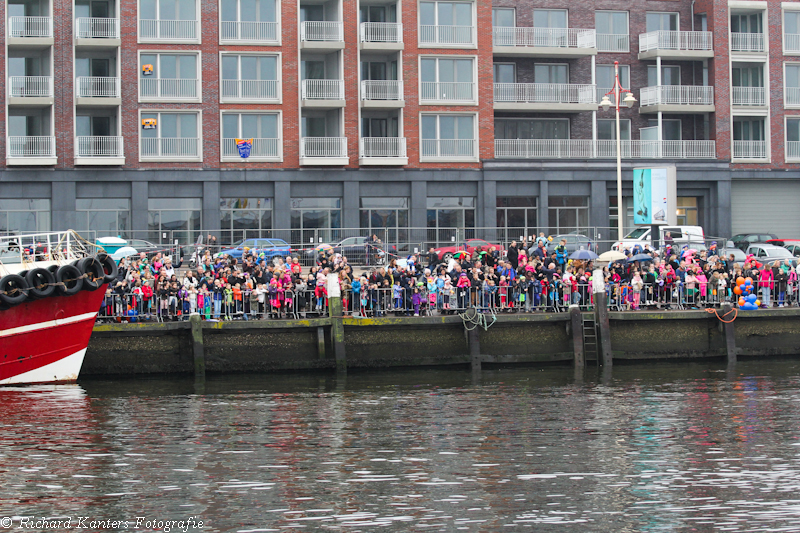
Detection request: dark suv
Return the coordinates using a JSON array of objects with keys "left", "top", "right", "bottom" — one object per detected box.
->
[{"left": 730, "top": 233, "right": 778, "bottom": 251}]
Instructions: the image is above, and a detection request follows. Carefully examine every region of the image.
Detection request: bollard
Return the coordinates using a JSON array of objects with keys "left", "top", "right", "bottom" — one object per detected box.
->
[
  {"left": 569, "top": 305, "right": 585, "bottom": 368},
  {"left": 327, "top": 273, "right": 347, "bottom": 374},
  {"left": 190, "top": 314, "right": 205, "bottom": 379},
  {"left": 594, "top": 291, "right": 613, "bottom": 367},
  {"left": 722, "top": 302, "right": 737, "bottom": 364}
]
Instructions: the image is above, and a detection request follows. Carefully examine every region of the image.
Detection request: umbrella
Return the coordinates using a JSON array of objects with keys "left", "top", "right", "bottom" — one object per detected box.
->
[
  {"left": 315, "top": 243, "right": 333, "bottom": 253},
  {"left": 598, "top": 250, "right": 626, "bottom": 262},
  {"left": 627, "top": 253, "right": 654, "bottom": 263},
  {"left": 569, "top": 249, "right": 599, "bottom": 261},
  {"left": 682, "top": 248, "right": 698, "bottom": 258},
  {"left": 476, "top": 250, "right": 488, "bottom": 257},
  {"left": 453, "top": 250, "right": 470, "bottom": 259}
]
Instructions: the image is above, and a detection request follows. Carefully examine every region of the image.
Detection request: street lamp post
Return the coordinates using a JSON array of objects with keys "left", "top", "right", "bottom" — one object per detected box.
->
[{"left": 599, "top": 60, "right": 636, "bottom": 245}]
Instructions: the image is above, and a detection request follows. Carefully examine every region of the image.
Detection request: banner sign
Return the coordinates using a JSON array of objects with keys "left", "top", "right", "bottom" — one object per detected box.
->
[
  {"left": 236, "top": 138, "right": 253, "bottom": 159},
  {"left": 633, "top": 168, "right": 671, "bottom": 225},
  {"left": 142, "top": 118, "right": 157, "bottom": 129}
]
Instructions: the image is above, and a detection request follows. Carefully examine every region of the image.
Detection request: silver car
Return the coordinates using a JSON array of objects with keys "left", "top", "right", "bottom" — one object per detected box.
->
[{"left": 745, "top": 244, "right": 798, "bottom": 267}]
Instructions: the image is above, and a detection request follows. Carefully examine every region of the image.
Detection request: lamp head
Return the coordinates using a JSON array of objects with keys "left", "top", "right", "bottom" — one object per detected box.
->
[
  {"left": 599, "top": 95, "right": 611, "bottom": 112},
  {"left": 624, "top": 92, "right": 637, "bottom": 108}
]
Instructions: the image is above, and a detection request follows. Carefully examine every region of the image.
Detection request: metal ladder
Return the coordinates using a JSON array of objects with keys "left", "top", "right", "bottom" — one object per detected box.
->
[{"left": 582, "top": 313, "right": 599, "bottom": 363}]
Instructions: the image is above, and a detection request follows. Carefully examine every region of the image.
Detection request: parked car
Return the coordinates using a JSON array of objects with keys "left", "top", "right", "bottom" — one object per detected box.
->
[
  {"left": 302, "top": 236, "right": 397, "bottom": 264},
  {"left": 612, "top": 225, "right": 705, "bottom": 251},
  {"left": 432, "top": 238, "right": 506, "bottom": 262},
  {"left": 220, "top": 238, "right": 292, "bottom": 260},
  {"left": 731, "top": 233, "right": 779, "bottom": 251},
  {"left": 719, "top": 247, "right": 747, "bottom": 267},
  {"left": 745, "top": 244, "right": 797, "bottom": 266},
  {"left": 551, "top": 233, "right": 593, "bottom": 254},
  {"left": 766, "top": 239, "right": 800, "bottom": 257}
]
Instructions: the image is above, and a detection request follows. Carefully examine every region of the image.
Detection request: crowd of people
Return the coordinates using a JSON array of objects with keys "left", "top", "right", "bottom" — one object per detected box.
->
[{"left": 98, "top": 236, "right": 800, "bottom": 322}]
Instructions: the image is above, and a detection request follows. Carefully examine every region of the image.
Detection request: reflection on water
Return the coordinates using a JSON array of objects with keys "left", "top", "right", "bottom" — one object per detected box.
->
[{"left": 2, "top": 361, "right": 800, "bottom": 531}]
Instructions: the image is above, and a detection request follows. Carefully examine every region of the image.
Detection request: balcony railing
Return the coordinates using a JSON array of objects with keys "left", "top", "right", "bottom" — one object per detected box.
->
[
  {"left": 8, "top": 16, "right": 52, "bottom": 38},
  {"left": 421, "top": 139, "right": 477, "bottom": 159},
  {"left": 140, "top": 78, "right": 199, "bottom": 99},
  {"left": 596, "top": 33, "right": 629, "bottom": 52},
  {"left": 360, "top": 137, "right": 407, "bottom": 158},
  {"left": 8, "top": 76, "right": 53, "bottom": 98},
  {"left": 75, "top": 136, "right": 124, "bottom": 158},
  {"left": 493, "top": 27, "right": 596, "bottom": 49},
  {"left": 597, "top": 86, "right": 612, "bottom": 103},
  {"left": 7, "top": 136, "right": 56, "bottom": 158},
  {"left": 785, "top": 33, "right": 800, "bottom": 54},
  {"left": 420, "top": 24, "right": 474, "bottom": 46},
  {"left": 75, "top": 17, "right": 120, "bottom": 39},
  {"left": 361, "top": 80, "right": 403, "bottom": 101},
  {"left": 787, "top": 141, "right": 800, "bottom": 160},
  {"left": 731, "top": 86, "right": 766, "bottom": 106},
  {"left": 222, "top": 138, "right": 280, "bottom": 159},
  {"left": 302, "top": 79, "right": 344, "bottom": 100},
  {"left": 76, "top": 76, "right": 120, "bottom": 98},
  {"left": 220, "top": 21, "right": 278, "bottom": 43},
  {"left": 360, "top": 22, "right": 402, "bottom": 43},
  {"left": 786, "top": 87, "right": 800, "bottom": 106},
  {"left": 139, "top": 19, "right": 198, "bottom": 40},
  {"left": 640, "top": 85, "right": 714, "bottom": 106},
  {"left": 300, "top": 137, "right": 347, "bottom": 158},
  {"left": 141, "top": 137, "right": 199, "bottom": 158},
  {"left": 221, "top": 79, "right": 279, "bottom": 101},
  {"left": 730, "top": 32, "right": 765, "bottom": 52},
  {"left": 494, "top": 139, "right": 716, "bottom": 159},
  {"left": 420, "top": 81, "right": 474, "bottom": 102},
  {"left": 639, "top": 30, "right": 712, "bottom": 52},
  {"left": 732, "top": 140, "right": 767, "bottom": 159},
  {"left": 300, "top": 21, "right": 343, "bottom": 42},
  {"left": 494, "top": 83, "right": 596, "bottom": 104}
]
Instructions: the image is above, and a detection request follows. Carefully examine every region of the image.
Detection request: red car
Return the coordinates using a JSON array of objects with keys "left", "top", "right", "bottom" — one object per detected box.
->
[
  {"left": 767, "top": 239, "right": 800, "bottom": 257},
  {"left": 432, "top": 239, "right": 506, "bottom": 261}
]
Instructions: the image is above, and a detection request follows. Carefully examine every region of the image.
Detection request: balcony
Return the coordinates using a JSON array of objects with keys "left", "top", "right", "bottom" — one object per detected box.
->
[
  {"left": 301, "top": 79, "right": 345, "bottom": 107},
  {"left": 300, "top": 137, "right": 348, "bottom": 165},
  {"left": 221, "top": 138, "right": 281, "bottom": 161},
  {"left": 420, "top": 24, "right": 474, "bottom": 47},
  {"left": 75, "top": 17, "right": 120, "bottom": 46},
  {"left": 732, "top": 140, "right": 767, "bottom": 160},
  {"left": 730, "top": 32, "right": 765, "bottom": 53},
  {"left": 221, "top": 79, "right": 280, "bottom": 102},
  {"left": 785, "top": 33, "right": 800, "bottom": 54},
  {"left": 360, "top": 80, "right": 404, "bottom": 108},
  {"left": 420, "top": 81, "right": 475, "bottom": 104},
  {"left": 494, "top": 83, "right": 596, "bottom": 112},
  {"left": 731, "top": 86, "right": 766, "bottom": 107},
  {"left": 8, "top": 16, "right": 53, "bottom": 44},
  {"left": 421, "top": 139, "right": 477, "bottom": 161},
  {"left": 639, "top": 85, "right": 715, "bottom": 113},
  {"left": 140, "top": 138, "right": 200, "bottom": 160},
  {"left": 76, "top": 76, "right": 121, "bottom": 104},
  {"left": 596, "top": 33, "right": 629, "bottom": 53},
  {"left": 75, "top": 136, "right": 125, "bottom": 165},
  {"left": 8, "top": 76, "right": 54, "bottom": 105},
  {"left": 220, "top": 21, "right": 279, "bottom": 44},
  {"left": 7, "top": 136, "right": 56, "bottom": 165},
  {"left": 786, "top": 87, "right": 800, "bottom": 107},
  {"left": 139, "top": 19, "right": 199, "bottom": 42},
  {"left": 300, "top": 21, "right": 344, "bottom": 49},
  {"left": 360, "top": 22, "right": 403, "bottom": 50},
  {"left": 787, "top": 141, "right": 800, "bottom": 161},
  {"left": 638, "top": 31, "right": 713, "bottom": 59},
  {"left": 359, "top": 137, "right": 408, "bottom": 165},
  {"left": 494, "top": 139, "right": 716, "bottom": 159},
  {"left": 493, "top": 27, "right": 596, "bottom": 57},
  {"left": 139, "top": 78, "right": 199, "bottom": 101}
]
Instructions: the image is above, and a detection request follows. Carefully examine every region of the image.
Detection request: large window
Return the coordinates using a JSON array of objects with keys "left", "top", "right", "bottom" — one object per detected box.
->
[
  {"left": 733, "top": 118, "right": 765, "bottom": 141},
  {"left": 77, "top": 198, "right": 130, "bottom": 238},
  {"left": 787, "top": 118, "right": 800, "bottom": 160},
  {"left": 534, "top": 63, "right": 568, "bottom": 84},
  {"left": 646, "top": 12, "right": 678, "bottom": 32},
  {"left": 533, "top": 9, "right": 567, "bottom": 29},
  {"left": 359, "top": 197, "right": 409, "bottom": 245},
  {"left": 786, "top": 64, "right": 800, "bottom": 106},
  {"left": 220, "top": 198, "right": 272, "bottom": 244},
  {"left": 730, "top": 13, "right": 762, "bottom": 33},
  {"left": 492, "top": 8, "right": 514, "bottom": 27},
  {"left": 597, "top": 119, "right": 631, "bottom": 140},
  {"left": 220, "top": 0, "right": 278, "bottom": 43},
  {"left": 290, "top": 197, "right": 342, "bottom": 245},
  {"left": 420, "top": 57, "right": 475, "bottom": 102},
  {"left": 494, "top": 119, "right": 568, "bottom": 140},
  {"left": 427, "top": 197, "right": 475, "bottom": 245},
  {"left": 419, "top": 1, "right": 474, "bottom": 46},
  {"left": 595, "top": 11, "right": 629, "bottom": 52},
  {"left": 147, "top": 198, "right": 201, "bottom": 245},
  {"left": 139, "top": 0, "right": 199, "bottom": 41},
  {"left": 647, "top": 65, "right": 680, "bottom": 86},
  {"left": 0, "top": 199, "right": 50, "bottom": 234},
  {"left": 496, "top": 197, "right": 537, "bottom": 243},
  {"left": 221, "top": 113, "right": 280, "bottom": 160},
  {"left": 140, "top": 112, "right": 200, "bottom": 160},
  {"left": 596, "top": 64, "right": 629, "bottom": 102},
  {"left": 493, "top": 63, "right": 515, "bottom": 83},
  {"left": 647, "top": 119, "right": 682, "bottom": 140},
  {"left": 139, "top": 53, "right": 198, "bottom": 100},
  {"left": 785, "top": 11, "right": 800, "bottom": 52},
  {"left": 221, "top": 54, "right": 279, "bottom": 101},
  {"left": 421, "top": 114, "right": 476, "bottom": 159},
  {"left": 548, "top": 197, "right": 588, "bottom": 236}
]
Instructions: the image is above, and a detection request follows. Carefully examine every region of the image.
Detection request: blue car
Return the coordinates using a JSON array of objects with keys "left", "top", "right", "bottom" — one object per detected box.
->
[{"left": 219, "top": 238, "right": 291, "bottom": 260}]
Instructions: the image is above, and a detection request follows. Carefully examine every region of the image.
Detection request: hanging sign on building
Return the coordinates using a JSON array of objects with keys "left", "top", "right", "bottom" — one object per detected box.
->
[
  {"left": 632, "top": 166, "right": 677, "bottom": 226},
  {"left": 236, "top": 138, "right": 253, "bottom": 159},
  {"left": 142, "top": 64, "right": 154, "bottom": 75},
  {"left": 142, "top": 118, "right": 157, "bottom": 129}
]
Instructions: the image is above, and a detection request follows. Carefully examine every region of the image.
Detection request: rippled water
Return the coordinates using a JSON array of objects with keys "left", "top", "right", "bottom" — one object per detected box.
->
[{"left": 3, "top": 361, "right": 800, "bottom": 532}]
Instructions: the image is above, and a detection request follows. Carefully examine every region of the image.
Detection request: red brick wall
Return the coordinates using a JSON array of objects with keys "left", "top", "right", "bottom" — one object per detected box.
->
[{"left": 54, "top": 0, "right": 74, "bottom": 167}]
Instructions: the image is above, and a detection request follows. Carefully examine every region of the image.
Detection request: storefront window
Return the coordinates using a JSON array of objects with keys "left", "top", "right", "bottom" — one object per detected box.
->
[
  {"left": 677, "top": 197, "right": 698, "bottom": 226},
  {"left": 77, "top": 198, "right": 130, "bottom": 239},
  {"left": 426, "top": 196, "right": 475, "bottom": 245},
  {"left": 496, "top": 197, "right": 537, "bottom": 243},
  {"left": 548, "top": 196, "right": 589, "bottom": 236},
  {"left": 0, "top": 199, "right": 50, "bottom": 235},
  {"left": 147, "top": 198, "right": 202, "bottom": 245},
  {"left": 359, "top": 197, "right": 409, "bottom": 245},
  {"left": 220, "top": 197, "right": 272, "bottom": 245},
  {"left": 290, "top": 197, "right": 342, "bottom": 245}
]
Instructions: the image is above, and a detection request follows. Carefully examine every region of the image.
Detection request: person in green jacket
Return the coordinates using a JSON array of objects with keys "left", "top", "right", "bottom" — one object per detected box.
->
[{"left": 224, "top": 283, "right": 234, "bottom": 320}]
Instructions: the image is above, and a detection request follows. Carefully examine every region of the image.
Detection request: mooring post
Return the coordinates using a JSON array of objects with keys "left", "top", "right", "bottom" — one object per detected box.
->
[
  {"left": 468, "top": 326, "right": 481, "bottom": 372},
  {"left": 570, "top": 305, "right": 585, "bottom": 368},
  {"left": 722, "top": 302, "right": 737, "bottom": 364},
  {"left": 594, "top": 291, "right": 613, "bottom": 368},
  {"left": 190, "top": 314, "right": 205, "bottom": 379},
  {"left": 317, "top": 326, "right": 327, "bottom": 360},
  {"left": 327, "top": 274, "right": 347, "bottom": 374}
]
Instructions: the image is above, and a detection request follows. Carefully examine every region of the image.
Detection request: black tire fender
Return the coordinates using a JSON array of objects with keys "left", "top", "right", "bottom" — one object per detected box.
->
[
  {"left": 0, "top": 274, "right": 28, "bottom": 306},
  {"left": 56, "top": 265, "right": 84, "bottom": 296},
  {"left": 25, "top": 268, "right": 56, "bottom": 300},
  {"left": 77, "top": 257, "right": 104, "bottom": 292}
]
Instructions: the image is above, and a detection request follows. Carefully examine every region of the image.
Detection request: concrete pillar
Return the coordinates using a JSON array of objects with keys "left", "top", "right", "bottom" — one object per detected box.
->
[
  {"left": 327, "top": 274, "right": 346, "bottom": 373},
  {"left": 537, "top": 181, "right": 549, "bottom": 233},
  {"left": 342, "top": 181, "right": 359, "bottom": 229},
  {"left": 203, "top": 181, "right": 220, "bottom": 240},
  {"left": 570, "top": 305, "right": 585, "bottom": 368},
  {"left": 590, "top": 180, "right": 608, "bottom": 237},
  {"left": 190, "top": 314, "right": 205, "bottom": 379},
  {"left": 482, "top": 180, "right": 497, "bottom": 241},
  {"left": 594, "top": 291, "right": 613, "bottom": 367},
  {"left": 410, "top": 180, "right": 427, "bottom": 229},
  {"left": 51, "top": 181, "right": 76, "bottom": 232},
  {"left": 131, "top": 181, "right": 149, "bottom": 234},
  {"left": 722, "top": 302, "right": 737, "bottom": 364}
]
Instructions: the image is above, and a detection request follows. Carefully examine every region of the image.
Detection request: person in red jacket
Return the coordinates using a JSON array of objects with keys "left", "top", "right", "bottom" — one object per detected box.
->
[{"left": 759, "top": 265, "right": 774, "bottom": 308}]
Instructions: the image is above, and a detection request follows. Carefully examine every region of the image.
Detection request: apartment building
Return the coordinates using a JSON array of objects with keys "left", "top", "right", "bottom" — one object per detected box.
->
[{"left": 0, "top": 0, "right": 797, "bottom": 245}]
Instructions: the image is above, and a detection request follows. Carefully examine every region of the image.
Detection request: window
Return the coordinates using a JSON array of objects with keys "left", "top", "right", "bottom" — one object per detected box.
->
[
  {"left": 597, "top": 119, "right": 631, "bottom": 141},
  {"left": 647, "top": 65, "right": 680, "bottom": 86},
  {"left": 596, "top": 64, "right": 629, "bottom": 101},
  {"left": 221, "top": 113, "right": 280, "bottom": 160},
  {"left": 595, "top": 11, "right": 629, "bottom": 52},
  {"left": 77, "top": 198, "right": 130, "bottom": 237},
  {"left": 492, "top": 8, "right": 514, "bottom": 27},
  {"left": 361, "top": 115, "right": 399, "bottom": 137},
  {"left": 534, "top": 64, "right": 568, "bottom": 84},
  {"left": 676, "top": 197, "right": 698, "bottom": 226},
  {"left": 421, "top": 114, "right": 476, "bottom": 159},
  {"left": 733, "top": 118, "right": 765, "bottom": 141},
  {"left": 220, "top": 198, "right": 273, "bottom": 244},
  {"left": 140, "top": 112, "right": 200, "bottom": 160},
  {"left": 786, "top": 11, "right": 800, "bottom": 52},
  {"left": 646, "top": 12, "right": 678, "bottom": 32},
  {"left": 220, "top": 0, "right": 278, "bottom": 43},
  {"left": 496, "top": 197, "right": 537, "bottom": 243},
  {"left": 548, "top": 197, "right": 588, "bottom": 235},
  {"left": 359, "top": 197, "right": 409, "bottom": 244},
  {"left": 420, "top": 57, "right": 475, "bottom": 102},
  {"left": 147, "top": 198, "right": 202, "bottom": 244},
  {"left": 493, "top": 63, "right": 515, "bottom": 83},
  {"left": 419, "top": 1, "right": 474, "bottom": 46},
  {"left": 139, "top": 53, "right": 198, "bottom": 100},
  {"left": 139, "top": 0, "right": 198, "bottom": 41},
  {"left": 647, "top": 119, "right": 682, "bottom": 140},
  {"left": 360, "top": 4, "right": 397, "bottom": 23},
  {"left": 533, "top": 9, "right": 567, "bottom": 29},
  {"left": 290, "top": 197, "right": 342, "bottom": 245},
  {"left": 221, "top": 54, "right": 279, "bottom": 101},
  {"left": 494, "top": 119, "right": 568, "bottom": 140},
  {"left": 731, "top": 13, "right": 762, "bottom": 33},
  {"left": 786, "top": 64, "right": 800, "bottom": 106},
  {"left": 427, "top": 197, "right": 475, "bottom": 244},
  {"left": 0, "top": 199, "right": 50, "bottom": 234},
  {"left": 731, "top": 64, "right": 763, "bottom": 87},
  {"left": 787, "top": 118, "right": 800, "bottom": 160}
]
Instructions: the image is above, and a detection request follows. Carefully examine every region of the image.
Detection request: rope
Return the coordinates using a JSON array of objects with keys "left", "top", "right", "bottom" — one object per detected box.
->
[
  {"left": 0, "top": 273, "right": 99, "bottom": 297},
  {"left": 459, "top": 305, "right": 497, "bottom": 331},
  {"left": 706, "top": 307, "right": 738, "bottom": 323}
]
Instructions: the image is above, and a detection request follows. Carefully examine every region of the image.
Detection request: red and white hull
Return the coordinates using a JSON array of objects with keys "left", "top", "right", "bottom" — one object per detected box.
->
[{"left": 0, "top": 288, "right": 106, "bottom": 385}]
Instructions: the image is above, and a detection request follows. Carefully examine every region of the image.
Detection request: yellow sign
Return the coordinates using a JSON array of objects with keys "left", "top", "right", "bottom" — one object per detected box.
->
[
  {"left": 142, "top": 64, "right": 154, "bottom": 75},
  {"left": 142, "top": 118, "right": 157, "bottom": 129}
]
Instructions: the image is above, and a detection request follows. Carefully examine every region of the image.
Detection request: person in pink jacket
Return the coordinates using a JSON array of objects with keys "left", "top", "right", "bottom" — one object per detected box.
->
[{"left": 758, "top": 266, "right": 774, "bottom": 308}]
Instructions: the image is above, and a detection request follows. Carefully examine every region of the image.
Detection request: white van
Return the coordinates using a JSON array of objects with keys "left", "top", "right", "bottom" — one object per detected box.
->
[{"left": 612, "top": 226, "right": 705, "bottom": 251}]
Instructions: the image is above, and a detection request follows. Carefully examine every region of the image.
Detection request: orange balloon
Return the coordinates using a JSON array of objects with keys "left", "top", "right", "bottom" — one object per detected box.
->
[
  {"left": 734, "top": 286, "right": 742, "bottom": 295},
  {"left": 738, "top": 298, "right": 746, "bottom": 306},
  {"left": 745, "top": 277, "right": 753, "bottom": 285},
  {"left": 736, "top": 277, "right": 745, "bottom": 286}
]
